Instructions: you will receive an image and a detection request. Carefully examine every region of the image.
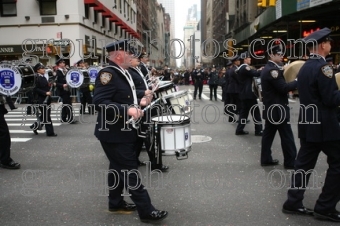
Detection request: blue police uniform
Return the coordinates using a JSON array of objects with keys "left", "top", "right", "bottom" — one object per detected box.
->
[
  {"left": 192, "top": 68, "right": 205, "bottom": 99},
  {"left": 235, "top": 52, "right": 263, "bottom": 135},
  {"left": 30, "top": 63, "right": 57, "bottom": 136},
  {"left": 260, "top": 46, "right": 297, "bottom": 168},
  {"left": 93, "top": 40, "right": 168, "bottom": 222},
  {"left": 283, "top": 28, "right": 340, "bottom": 221}
]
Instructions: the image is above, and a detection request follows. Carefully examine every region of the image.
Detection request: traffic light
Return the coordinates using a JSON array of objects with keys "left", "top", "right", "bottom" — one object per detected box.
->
[
  {"left": 269, "top": 0, "right": 276, "bottom": 6},
  {"left": 257, "top": 0, "right": 267, "bottom": 7}
]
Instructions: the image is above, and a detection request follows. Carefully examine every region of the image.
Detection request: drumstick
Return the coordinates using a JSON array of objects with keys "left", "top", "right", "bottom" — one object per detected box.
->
[{"left": 125, "top": 98, "right": 161, "bottom": 124}]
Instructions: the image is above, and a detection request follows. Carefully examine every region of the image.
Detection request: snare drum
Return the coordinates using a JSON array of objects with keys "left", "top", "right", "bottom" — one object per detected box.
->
[
  {"left": 155, "top": 81, "right": 175, "bottom": 98},
  {"left": 162, "top": 90, "right": 192, "bottom": 115},
  {"left": 152, "top": 115, "right": 192, "bottom": 156}
]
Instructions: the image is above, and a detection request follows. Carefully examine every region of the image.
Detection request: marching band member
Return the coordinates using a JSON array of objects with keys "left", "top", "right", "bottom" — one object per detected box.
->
[
  {"left": 0, "top": 96, "right": 20, "bottom": 169},
  {"left": 260, "top": 45, "right": 297, "bottom": 168},
  {"left": 283, "top": 27, "right": 340, "bottom": 222},
  {"left": 235, "top": 51, "right": 263, "bottom": 136},
  {"left": 225, "top": 55, "right": 241, "bottom": 121},
  {"left": 30, "top": 63, "right": 57, "bottom": 137},
  {"left": 55, "top": 59, "right": 77, "bottom": 123},
  {"left": 128, "top": 53, "right": 169, "bottom": 172},
  {"left": 76, "top": 60, "right": 94, "bottom": 115},
  {"left": 191, "top": 63, "right": 206, "bottom": 100},
  {"left": 93, "top": 39, "right": 168, "bottom": 222}
]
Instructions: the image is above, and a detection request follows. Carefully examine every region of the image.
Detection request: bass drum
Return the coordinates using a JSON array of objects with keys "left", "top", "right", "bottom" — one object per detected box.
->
[{"left": 16, "top": 65, "right": 35, "bottom": 92}]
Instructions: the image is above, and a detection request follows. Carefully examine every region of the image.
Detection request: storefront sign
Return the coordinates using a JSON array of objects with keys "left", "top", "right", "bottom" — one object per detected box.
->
[{"left": 297, "top": 0, "right": 333, "bottom": 11}]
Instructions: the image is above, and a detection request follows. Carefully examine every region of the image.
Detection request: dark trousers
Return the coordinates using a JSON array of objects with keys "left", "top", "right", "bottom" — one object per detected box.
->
[
  {"left": 284, "top": 139, "right": 340, "bottom": 213},
  {"left": 100, "top": 141, "right": 155, "bottom": 217},
  {"left": 193, "top": 80, "right": 203, "bottom": 99},
  {"left": 5, "top": 96, "right": 16, "bottom": 110},
  {"left": 0, "top": 112, "right": 11, "bottom": 164},
  {"left": 209, "top": 84, "right": 218, "bottom": 100},
  {"left": 61, "top": 94, "right": 74, "bottom": 122},
  {"left": 80, "top": 91, "right": 94, "bottom": 114},
  {"left": 31, "top": 105, "right": 55, "bottom": 136},
  {"left": 261, "top": 120, "right": 297, "bottom": 166},
  {"left": 236, "top": 99, "right": 262, "bottom": 133}
]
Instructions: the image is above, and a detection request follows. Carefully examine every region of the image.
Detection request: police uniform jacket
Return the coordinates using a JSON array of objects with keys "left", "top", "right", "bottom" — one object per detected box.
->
[
  {"left": 297, "top": 54, "right": 340, "bottom": 142},
  {"left": 237, "top": 64, "right": 260, "bottom": 100},
  {"left": 227, "top": 65, "right": 239, "bottom": 93},
  {"left": 93, "top": 61, "right": 138, "bottom": 143},
  {"left": 55, "top": 69, "right": 69, "bottom": 95},
  {"left": 192, "top": 69, "right": 205, "bottom": 82},
  {"left": 139, "top": 62, "right": 149, "bottom": 77},
  {"left": 128, "top": 67, "right": 148, "bottom": 99},
  {"left": 261, "top": 61, "right": 297, "bottom": 121},
  {"left": 34, "top": 74, "right": 51, "bottom": 104}
]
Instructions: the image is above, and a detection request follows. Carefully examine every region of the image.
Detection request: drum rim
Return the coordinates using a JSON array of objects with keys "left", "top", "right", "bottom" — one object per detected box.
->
[
  {"left": 151, "top": 114, "right": 190, "bottom": 123},
  {"left": 162, "top": 90, "right": 188, "bottom": 99}
]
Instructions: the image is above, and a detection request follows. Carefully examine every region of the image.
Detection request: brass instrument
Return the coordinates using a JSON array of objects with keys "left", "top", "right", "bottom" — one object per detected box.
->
[{"left": 283, "top": 60, "right": 305, "bottom": 95}]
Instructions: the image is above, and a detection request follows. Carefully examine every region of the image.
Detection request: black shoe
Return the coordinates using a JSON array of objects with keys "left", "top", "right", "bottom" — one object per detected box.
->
[
  {"left": 140, "top": 210, "right": 168, "bottom": 223},
  {"left": 235, "top": 130, "right": 249, "bottom": 135},
  {"left": 284, "top": 165, "right": 295, "bottom": 169},
  {"left": 0, "top": 160, "right": 20, "bottom": 169},
  {"left": 314, "top": 210, "right": 340, "bottom": 222},
  {"left": 109, "top": 201, "right": 137, "bottom": 213},
  {"left": 11, "top": 107, "right": 18, "bottom": 110},
  {"left": 47, "top": 133, "right": 57, "bottom": 137},
  {"left": 282, "top": 205, "right": 314, "bottom": 216},
  {"left": 261, "top": 159, "right": 279, "bottom": 166},
  {"left": 33, "top": 129, "right": 38, "bottom": 135},
  {"left": 70, "top": 120, "right": 78, "bottom": 124},
  {"left": 151, "top": 165, "right": 169, "bottom": 172},
  {"left": 199, "top": 97, "right": 201, "bottom": 100},
  {"left": 255, "top": 131, "right": 263, "bottom": 136}
]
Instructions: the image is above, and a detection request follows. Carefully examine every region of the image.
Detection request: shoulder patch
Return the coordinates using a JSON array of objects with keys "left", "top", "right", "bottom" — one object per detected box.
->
[
  {"left": 246, "top": 66, "right": 250, "bottom": 71},
  {"left": 321, "top": 65, "right": 333, "bottom": 78},
  {"left": 100, "top": 72, "right": 112, "bottom": 85},
  {"left": 270, "top": 70, "right": 279, "bottom": 79}
]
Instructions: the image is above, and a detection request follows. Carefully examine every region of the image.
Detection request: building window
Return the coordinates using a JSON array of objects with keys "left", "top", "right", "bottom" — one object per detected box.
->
[
  {"left": 102, "top": 16, "right": 106, "bottom": 28},
  {"left": 84, "top": 4, "right": 89, "bottom": 19},
  {"left": 94, "top": 11, "right": 98, "bottom": 23},
  {"left": 39, "top": 0, "right": 57, "bottom": 15},
  {"left": 0, "top": 0, "right": 17, "bottom": 17}
]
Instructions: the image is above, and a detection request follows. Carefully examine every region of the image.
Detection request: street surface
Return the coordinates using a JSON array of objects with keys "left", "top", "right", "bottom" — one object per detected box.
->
[{"left": 0, "top": 85, "right": 337, "bottom": 226}]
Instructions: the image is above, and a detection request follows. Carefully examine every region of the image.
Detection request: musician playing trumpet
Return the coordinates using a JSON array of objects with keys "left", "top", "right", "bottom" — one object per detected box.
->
[{"left": 30, "top": 63, "right": 57, "bottom": 136}]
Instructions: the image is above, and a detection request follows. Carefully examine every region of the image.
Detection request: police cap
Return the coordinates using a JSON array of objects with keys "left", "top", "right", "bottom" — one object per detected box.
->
[
  {"left": 266, "top": 45, "right": 283, "bottom": 55},
  {"left": 138, "top": 51, "right": 149, "bottom": 59},
  {"left": 56, "top": 58, "right": 66, "bottom": 65},
  {"left": 303, "top": 27, "right": 332, "bottom": 44},
  {"left": 230, "top": 55, "right": 240, "bottom": 62},
  {"left": 226, "top": 60, "right": 232, "bottom": 66},
  {"left": 34, "top": 63, "right": 45, "bottom": 72},
  {"left": 76, "top": 59, "right": 84, "bottom": 66},
  {"left": 105, "top": 39, "right": 137, "bottom": 55},
  {"left": 240, "top": 51, "right": 251, "bottom": 59}
]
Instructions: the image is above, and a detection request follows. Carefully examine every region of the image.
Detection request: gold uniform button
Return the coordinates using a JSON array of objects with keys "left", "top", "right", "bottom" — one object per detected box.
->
[
  {"left": 119, "top": 116, "right": 122, "bottom": 118},
  {"left": 128, "top": 95, "right": 130, "bottom": 98}
]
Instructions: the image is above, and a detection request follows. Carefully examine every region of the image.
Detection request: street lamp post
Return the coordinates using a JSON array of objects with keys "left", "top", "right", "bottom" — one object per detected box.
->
[{"left": 187, "top": 34, "right": 200, "bottom": 69}]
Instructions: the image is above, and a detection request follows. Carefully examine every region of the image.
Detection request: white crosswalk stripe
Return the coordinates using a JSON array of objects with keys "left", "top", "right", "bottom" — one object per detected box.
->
[{"left": 5, "top": 103, "right": 78, "bottom": 143}]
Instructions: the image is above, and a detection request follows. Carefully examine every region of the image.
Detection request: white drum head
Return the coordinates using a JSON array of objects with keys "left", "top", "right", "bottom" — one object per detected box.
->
[
  {"left": 66, "top": 69, "right": 84, "bottom": 88},
  {"left": 0, "top": 63, "right": 22, "bottom": 95},
  {"left": 152, "top": 115, "right": 189, "bottom": 123}
]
